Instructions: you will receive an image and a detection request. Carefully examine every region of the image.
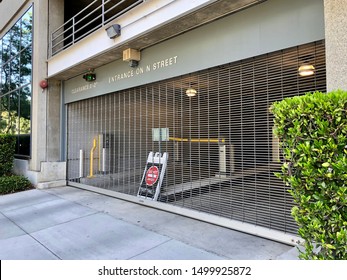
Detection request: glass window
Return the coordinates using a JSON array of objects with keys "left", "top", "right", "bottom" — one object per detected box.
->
[
  {"left": 20, "top": 45, "right": 32, "bottom": 86},
  {"left": 0, "top": 94, "right": 10, "bottom": 133},
  {"left": 0, "top": 6, "right": 32, "bottom": 157},
  {"left": 21, "top": 9, "right": 32, "bottom": 50},
  {"left": 1, "top": 32, "right": 10, "bottom": 64},
  {"left": 0, "top": 39, "right": 2, "bottom": 65},
  {"left": 18, "top": 86, "right": 31, "bottom": 156},
  {"left": 19, "top": 85, "right": 31, "bottom": 134},
  {"left": 9, "top": 90, "right": 19, "bottom": 135},
  {"left": 0, "top": 62, "right": 9, "bottom": 95},
  {"left": 10, "top": 20, "right": 21, "bottom": 57},
  {"left": 11, "top": 56, "right": 20, "bottom": 90}
]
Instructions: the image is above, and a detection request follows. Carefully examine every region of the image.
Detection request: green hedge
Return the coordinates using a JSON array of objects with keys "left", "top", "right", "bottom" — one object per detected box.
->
[
  {"left": 0, "top": 134, "right": 16, "bottom": 176},
  {"left": 0, "top": 175, "right": 32, "bottom": 195},
  {"left": 271, "top": 90, "right": 347, "bottom": 260},
  {"left": 0, "top": 134, "right": 32, "bottom": 195}
]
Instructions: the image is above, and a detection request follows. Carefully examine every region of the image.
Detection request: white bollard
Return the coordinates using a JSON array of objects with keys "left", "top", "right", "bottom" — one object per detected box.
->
[{"left": 79, "top": 149, "right": 84, "bottom": 178}]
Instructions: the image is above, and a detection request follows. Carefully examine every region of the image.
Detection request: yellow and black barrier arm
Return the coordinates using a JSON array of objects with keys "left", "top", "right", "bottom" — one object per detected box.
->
[{"left": 169, "top": 137, "right": 225, "bottom": 143}]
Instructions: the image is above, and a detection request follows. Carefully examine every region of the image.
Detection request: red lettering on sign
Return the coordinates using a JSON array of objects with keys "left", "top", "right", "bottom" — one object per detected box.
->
[{"left": 145, "top": 166, "right": 159, "bottom": 186}]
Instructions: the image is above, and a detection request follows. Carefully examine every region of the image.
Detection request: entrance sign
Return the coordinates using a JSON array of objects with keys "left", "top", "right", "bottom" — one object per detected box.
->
[{"left": 138, "top": 152, "right": 168, "bottom": 201}]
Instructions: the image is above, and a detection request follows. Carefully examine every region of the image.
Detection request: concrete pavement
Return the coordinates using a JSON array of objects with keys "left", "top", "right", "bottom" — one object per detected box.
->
[{"left": 0, "top": 186, "right": 298, "bottom": 260}]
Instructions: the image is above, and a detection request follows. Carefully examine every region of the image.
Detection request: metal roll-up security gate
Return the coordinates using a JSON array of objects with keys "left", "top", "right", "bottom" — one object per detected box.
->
[{"left": 67, "top": 41, "right": 326, "bottom": 237}]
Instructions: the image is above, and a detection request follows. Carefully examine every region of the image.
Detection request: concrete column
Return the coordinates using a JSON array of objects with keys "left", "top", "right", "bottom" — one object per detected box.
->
[
  {"left": 47, "top": 0, "right": 65, "bottom": 162},
  {"left": 30, "top": 0, "right": 49, "bottom": 171},
  {"left": 324, "top": 0, "right": 347, "bottom": 91},
  {"left": 46, "top": 79, "right": 62, "bottom": 161},
  {"left": 28, "top": 0, "right": 66, "bottom": 186},
  {"left": 48, "top": 0, "right": 65, "bottom": 57}
]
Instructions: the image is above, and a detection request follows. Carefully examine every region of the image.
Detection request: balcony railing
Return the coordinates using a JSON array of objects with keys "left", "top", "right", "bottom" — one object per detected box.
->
[{"left": 51, "top": 0, "right": 144, "bottom": 56}]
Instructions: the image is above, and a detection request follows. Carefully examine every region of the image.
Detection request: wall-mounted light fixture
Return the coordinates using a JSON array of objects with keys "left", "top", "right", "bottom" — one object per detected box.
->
[
  {"left": 106, "top": 24, "right": 121, "bottom": 39},
  {"left": 83, "top": 68, "right": 96, "bottom": 81},
  {"left": 186, "top": 88, "right": 197, "bottom": 97},
  {"left": 123, "top": 48, "right": 141, "bottom": 67},
  {"left": 298, "top": 64, "right": 315, "bottom": 77}
]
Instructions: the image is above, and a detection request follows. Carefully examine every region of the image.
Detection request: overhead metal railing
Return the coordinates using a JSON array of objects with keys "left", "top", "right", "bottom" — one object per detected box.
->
[{"left": 51, "top": 0, "right": 144, "bottom": 56}]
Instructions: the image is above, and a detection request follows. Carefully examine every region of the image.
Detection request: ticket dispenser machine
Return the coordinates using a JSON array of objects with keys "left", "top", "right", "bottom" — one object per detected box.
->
[{"left": 98, "top": 133, "right": 112, "bottom": 173}]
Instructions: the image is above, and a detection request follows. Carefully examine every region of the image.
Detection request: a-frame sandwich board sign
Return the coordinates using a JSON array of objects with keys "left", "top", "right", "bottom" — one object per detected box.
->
[{"left": 138, "top": 152, "right": 168, "bottom": 201}]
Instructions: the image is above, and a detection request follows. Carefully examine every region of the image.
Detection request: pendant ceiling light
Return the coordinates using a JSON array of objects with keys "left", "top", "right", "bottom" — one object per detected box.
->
[
  {"left": 298, "top": 64, "right": 315, "bottom": 76},
  {"left": 186, "top": 88, "right": 197, "bottom": 97}
]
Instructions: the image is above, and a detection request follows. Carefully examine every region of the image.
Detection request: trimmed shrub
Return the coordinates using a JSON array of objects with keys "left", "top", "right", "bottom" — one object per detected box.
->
[
  {"left": 271, "top": 90, "right": 347, "bottom": 260},
  {"left": 0, "top": 175, "right": 32, "bottom": 195},
  {"left": 0, "top": 134, "right": 16, "bottom": 176}
]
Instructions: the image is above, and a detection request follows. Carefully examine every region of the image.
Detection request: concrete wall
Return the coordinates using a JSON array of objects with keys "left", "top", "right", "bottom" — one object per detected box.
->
[
  {"left": 14, "top": 159, "right": 66, "bottom": 188},
  {"left": 0, "top": 0, "right": 26, "bottom": 34},
  {"left": 324, "top": 0, "right": 347, "bottom": 91}
]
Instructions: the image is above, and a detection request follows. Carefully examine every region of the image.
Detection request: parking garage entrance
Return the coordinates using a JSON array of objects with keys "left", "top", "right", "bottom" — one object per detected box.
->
[{"left": 66, "top": 41, "right": 326, "bottom": 238}]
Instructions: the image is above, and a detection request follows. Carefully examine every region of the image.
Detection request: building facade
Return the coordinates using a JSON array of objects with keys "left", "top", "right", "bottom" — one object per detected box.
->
[{"left": 1, "top": 0, "right": 346, "bottom": 244}]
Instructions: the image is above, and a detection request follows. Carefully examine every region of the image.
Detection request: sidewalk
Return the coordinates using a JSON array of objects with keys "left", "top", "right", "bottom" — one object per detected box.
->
[{"left": 0, "top": 186, "right": 298, "bottom": 260}]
